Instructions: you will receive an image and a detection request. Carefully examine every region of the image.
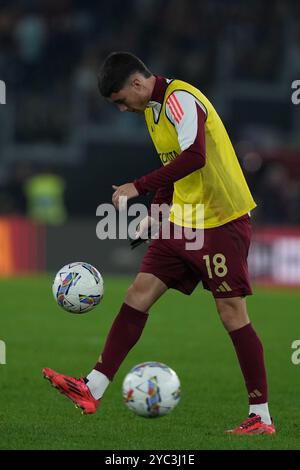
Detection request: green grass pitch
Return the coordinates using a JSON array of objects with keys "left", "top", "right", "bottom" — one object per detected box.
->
[{"left": 0, "top": 276, "right": 300, "bottom": 450}]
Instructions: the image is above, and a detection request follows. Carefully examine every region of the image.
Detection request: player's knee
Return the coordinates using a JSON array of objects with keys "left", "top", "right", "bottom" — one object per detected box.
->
[
  {"left": 217, "top": 297, "right": 237, "bottom": 315},
  {"left": 218, "top": 305, "right": 236, "bottom": 324},
  {"left": 216, "top": 298, "right": 248, "bottom": 331}
]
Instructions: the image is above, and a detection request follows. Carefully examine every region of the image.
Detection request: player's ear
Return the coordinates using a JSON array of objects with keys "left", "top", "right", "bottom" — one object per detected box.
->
[{"left": 131, "top": 76, "right": 143, "bottom": 91}]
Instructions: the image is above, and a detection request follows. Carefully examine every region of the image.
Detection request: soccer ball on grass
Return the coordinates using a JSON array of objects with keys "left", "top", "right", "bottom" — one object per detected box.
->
[{"left": 122, "top": 361, "right": 181, "bottom": 418}]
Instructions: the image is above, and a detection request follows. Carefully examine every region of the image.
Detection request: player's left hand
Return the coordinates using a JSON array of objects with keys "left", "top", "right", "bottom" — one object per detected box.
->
[{"left": 112, "top": 183, "right": 139, "bottom": 210}]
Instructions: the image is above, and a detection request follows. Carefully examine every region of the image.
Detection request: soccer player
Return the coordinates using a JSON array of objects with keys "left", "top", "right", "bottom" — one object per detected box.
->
[{"left": 43, "top": 52, "right": 275, "bottom": 435}]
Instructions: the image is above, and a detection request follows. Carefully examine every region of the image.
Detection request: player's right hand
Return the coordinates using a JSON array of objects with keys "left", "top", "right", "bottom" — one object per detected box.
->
[{"left": 112, "top": 183, "right": 138, "bottom": 210}]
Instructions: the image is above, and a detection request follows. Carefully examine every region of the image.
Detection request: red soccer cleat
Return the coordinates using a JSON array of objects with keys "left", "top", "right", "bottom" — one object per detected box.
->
[
  {"left": 226, "top": 414, "right": 276, "bottom": 435},
  {"left": 42, "top": 367, "right": 99, "bottom": 414}
]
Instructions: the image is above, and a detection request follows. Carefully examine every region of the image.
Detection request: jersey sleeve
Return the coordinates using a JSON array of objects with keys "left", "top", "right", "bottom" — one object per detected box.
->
[
  {"left": 165, "top": 90, "right": 207, "bottom": 151},
  {"left": 133, "top": 91, "right": 207, "bottom": 195}
]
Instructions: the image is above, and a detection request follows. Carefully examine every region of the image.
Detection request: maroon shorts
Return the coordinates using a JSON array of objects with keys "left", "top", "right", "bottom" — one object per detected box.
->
[{"left": 139, "top": 215, "right": 252, "bottom": 298}]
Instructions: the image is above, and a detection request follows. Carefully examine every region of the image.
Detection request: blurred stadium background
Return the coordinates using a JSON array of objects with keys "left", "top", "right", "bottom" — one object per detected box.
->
[
  {"left": 0, "top": 0, "right": 300, "bottom": 284},
  {"left": 1, "top": 0, "right": 300, "bottom": 451}
]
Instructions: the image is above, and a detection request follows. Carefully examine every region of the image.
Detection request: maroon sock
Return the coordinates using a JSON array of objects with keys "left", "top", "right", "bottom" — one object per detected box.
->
[
  {"left": 229, "top": 323, "right": 268, "bottom": 404},
  {"left": 94, "top": 303, "right": 148, "bottom": 381}
]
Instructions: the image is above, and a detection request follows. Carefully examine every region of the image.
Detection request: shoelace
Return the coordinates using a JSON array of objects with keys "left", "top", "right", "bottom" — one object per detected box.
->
[
  {"left": 239, "top": 415, "right": 261, "bottom": 429},
  {"left": 64, "top": 377, "right": 85, "bottom": 395}
]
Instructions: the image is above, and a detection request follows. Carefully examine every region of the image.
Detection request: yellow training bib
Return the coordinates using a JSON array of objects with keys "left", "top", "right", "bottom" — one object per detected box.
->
[{"left": 144, "top": 79, "right": 256, "bottom": 228}]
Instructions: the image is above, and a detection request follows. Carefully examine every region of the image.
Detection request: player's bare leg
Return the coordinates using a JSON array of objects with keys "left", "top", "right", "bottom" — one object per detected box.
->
[
  {"left": 215, "top": 296, "right": 249, "bottom": 332},
  {"left": 124, "top": 273, "right": 168, "bottom": 312},
  {"left": 215, "top": 296, "right": 275, "bottom": 434},
  {"left": 43, "top": 273, "right": 167, "bottom": 413}
]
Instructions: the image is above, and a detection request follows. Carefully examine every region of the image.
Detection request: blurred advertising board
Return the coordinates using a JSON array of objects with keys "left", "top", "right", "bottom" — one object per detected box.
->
[
  {"left": 0, "top": 216, "right": 45, "bottom": 276},
  {"left": 1, "top": 217, "right": 300, "bottom": 288},
  {"left": 249, "top": 227, "right": 300, "bottom": 287}
]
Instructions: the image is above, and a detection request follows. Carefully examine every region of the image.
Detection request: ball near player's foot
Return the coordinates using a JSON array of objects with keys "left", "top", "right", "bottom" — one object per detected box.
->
[{"left": 122, "top": 362, "right": 181, "bottom": 417}]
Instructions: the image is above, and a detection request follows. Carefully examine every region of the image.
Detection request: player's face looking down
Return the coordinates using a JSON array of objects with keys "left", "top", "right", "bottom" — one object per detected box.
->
[{"left": 110, "top": 73, "right": 154, "bottom": 113}]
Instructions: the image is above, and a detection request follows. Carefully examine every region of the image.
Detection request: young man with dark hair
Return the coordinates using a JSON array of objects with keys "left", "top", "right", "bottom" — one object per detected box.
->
[{"left": 43, "top": 52, "right": 275, "bottom": 435}]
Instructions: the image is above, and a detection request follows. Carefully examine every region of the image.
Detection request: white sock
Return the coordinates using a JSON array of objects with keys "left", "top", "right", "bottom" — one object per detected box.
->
[
  {"left": 249, "top": 403, "right": 272, "bottom": 425},
  {"left": 86, "top": 369, "right": 110, "bottom": 400}
]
